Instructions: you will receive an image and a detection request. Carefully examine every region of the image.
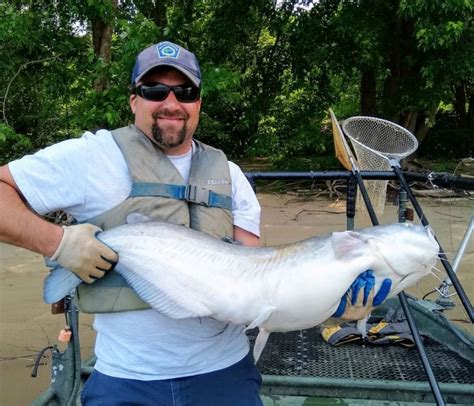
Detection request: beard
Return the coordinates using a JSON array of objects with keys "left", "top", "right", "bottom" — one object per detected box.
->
[
  {"left": 151, "top": 108, "right": 189, "bottom": 149},
  {"left": 152, "top": 122, "right": 187, "bottom": 149}
]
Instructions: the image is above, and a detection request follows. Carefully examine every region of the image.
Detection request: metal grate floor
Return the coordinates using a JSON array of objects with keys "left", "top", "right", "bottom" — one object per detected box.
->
[{"left": 247, "top": 327, "right": 474, "bottom": 385}]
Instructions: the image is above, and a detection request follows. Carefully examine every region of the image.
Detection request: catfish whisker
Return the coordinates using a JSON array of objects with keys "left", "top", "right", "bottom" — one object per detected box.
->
[
  {"left": 429, "top": 268, "right": 445, "bottom": 283},
  {"left": 414, "top": 281, "right": 425, "bottom": 298},
  {"left": 435, "top": 251, "right": 455, "bottom": 258},
  {"left": 431, "top": 265, "right": 446, "bottom": 277}
]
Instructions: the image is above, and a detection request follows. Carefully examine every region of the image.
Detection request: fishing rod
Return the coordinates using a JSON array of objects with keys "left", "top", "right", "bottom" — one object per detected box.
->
[{"left": 330, "top": 109, "right": 446, "bottom": 406}]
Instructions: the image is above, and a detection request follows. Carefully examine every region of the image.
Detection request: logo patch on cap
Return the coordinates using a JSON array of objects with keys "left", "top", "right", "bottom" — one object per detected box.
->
[{"left": 157, "top": 42, "right": 180, "bottom": 59}]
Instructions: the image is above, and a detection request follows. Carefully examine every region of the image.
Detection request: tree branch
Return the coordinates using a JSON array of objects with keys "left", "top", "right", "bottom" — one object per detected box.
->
[{"left": 2, "top": 55, "right": 60, "bottom": 125}]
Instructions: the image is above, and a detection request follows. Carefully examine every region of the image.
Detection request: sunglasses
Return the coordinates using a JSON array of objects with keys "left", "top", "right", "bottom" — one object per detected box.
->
[{"left": 134, "top": 82, "right": 200, "bottom": 103}]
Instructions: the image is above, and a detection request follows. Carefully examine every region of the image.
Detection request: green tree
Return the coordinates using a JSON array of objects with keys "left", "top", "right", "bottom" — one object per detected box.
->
[
  {"left": 1, "top": 0, "right": 471, "bottom": 165},
  {"left": 399, "top": 0, "right": 474, "bottom": 140},
  {"left": 302, "top": 0, "right": 473, "bottom": 143}
]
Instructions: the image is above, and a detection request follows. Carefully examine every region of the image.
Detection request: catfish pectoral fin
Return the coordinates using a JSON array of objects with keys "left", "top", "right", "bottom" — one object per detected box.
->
[
  {"left": 253, "top": 328, "right": 271, "bottom": 363},
  {"left": 246, "top": 305, "right": 276, "bottom": 330}
]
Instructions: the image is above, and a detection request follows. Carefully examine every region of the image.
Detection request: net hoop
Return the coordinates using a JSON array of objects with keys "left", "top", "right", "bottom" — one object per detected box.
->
[{"left": 342, "top": 116, "right": 418, "bottom": 162}]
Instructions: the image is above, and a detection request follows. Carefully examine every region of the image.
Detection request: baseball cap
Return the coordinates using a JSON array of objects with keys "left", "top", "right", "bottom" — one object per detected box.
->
[{"left": 131, "top": 41, "right": 201, "bottom": 87}]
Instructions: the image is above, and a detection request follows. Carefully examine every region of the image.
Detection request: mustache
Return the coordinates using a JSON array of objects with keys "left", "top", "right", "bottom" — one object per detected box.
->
[{"left": 152, "top": 108, "right": 188, "bottom": 120}]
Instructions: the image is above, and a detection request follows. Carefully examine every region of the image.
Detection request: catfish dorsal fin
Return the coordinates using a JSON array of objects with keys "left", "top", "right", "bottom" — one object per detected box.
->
[{"left": 331, "top": 230, "right": 369, "bottom": 260}]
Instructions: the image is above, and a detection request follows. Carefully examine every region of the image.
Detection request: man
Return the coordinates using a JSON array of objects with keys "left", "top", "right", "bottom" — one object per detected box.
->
[{"left": 0, "top": 41, "right": 389, "bottom": 405}]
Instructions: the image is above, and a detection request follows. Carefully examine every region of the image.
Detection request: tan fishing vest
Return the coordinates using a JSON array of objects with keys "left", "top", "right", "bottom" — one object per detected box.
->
[{"left": 75, "top": 125, "right": 233, "bottom": 313}]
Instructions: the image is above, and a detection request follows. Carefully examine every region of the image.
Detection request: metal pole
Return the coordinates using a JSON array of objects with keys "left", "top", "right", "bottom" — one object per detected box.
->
[
  {"left": 398, "top": 189, "right": 408, "bottom": 223},
  {"left": 390, "top": 163, "right": 474, "bottom": 322},
  {"left": 245, "top": 170, "right": 474, "bottom": 189},
  {"left": 243, "top": 168, "right": 473, "bottom": 404},
  {"left": 353, "top": 173, "right": 446, "bottom": 406},
  {"left": 346, "top": 175, "right": 357, "bottom": 230},
  {"left": 436, "top": 217, "right": 473, "bottom": 308},
  {"left": 450, "top": 217, "right": 474, "bottom": 275},
  {"left": 65, "top": 297, "right": 82, "bottom": 406},
  {"left": 353, "top": 172, "right": 379, "bottom": 225}
]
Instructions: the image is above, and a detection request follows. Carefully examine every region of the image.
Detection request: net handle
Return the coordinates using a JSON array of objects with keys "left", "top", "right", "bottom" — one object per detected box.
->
[{"left": 329, "top": 108, "right": 357, "bottom": 171}]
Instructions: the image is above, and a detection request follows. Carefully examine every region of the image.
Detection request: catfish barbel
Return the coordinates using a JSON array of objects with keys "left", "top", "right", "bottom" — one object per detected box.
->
[{"left": 43, "top": 221, "right": 440, "bottom": 361}]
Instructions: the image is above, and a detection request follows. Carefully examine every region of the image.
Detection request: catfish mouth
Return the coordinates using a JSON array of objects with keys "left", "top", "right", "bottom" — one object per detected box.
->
[
  {"left": 383, "top": 252, "right": 436, "bottom": 281},
  {"left": 393, "top": 262, "right": 433, "bottom": 294},
  {"left": 378, "top": 252, "right": 412, "bottom": 279},
  {"left": 380, "top": 244, "right": 437, "bottom": 278},
  {"left": 370, "top": 234, "right": 438, "bottom": 281}
]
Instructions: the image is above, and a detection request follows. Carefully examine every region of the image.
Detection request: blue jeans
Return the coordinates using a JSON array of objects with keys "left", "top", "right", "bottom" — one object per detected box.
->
[{"left": 81, "top": 353, "right": 263, "bottom": 405}]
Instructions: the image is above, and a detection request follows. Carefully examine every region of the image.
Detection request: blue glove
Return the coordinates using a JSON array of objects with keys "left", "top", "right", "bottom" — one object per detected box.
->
[{"left": 333, "top": 270, "right": 392, "bottom": 319}]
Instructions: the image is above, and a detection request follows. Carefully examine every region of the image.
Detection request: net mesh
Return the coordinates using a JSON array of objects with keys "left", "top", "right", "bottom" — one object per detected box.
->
[{"left": 342, "top": 117, "right": 418, "bottom": 216}]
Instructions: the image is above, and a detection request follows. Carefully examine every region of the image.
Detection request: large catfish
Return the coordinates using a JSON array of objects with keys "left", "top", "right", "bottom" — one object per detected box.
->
[{"left": 44, "top": 220, "right": 440, "bottom": 361}]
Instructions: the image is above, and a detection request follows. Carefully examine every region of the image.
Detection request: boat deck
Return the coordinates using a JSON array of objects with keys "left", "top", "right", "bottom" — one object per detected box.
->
[{"left": 250, "top": 327, "right": 473, "bottom": 384}]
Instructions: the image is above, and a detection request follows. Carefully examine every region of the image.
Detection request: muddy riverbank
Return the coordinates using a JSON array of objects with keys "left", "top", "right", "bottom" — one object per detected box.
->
[{"left": 1, "top": 194, "right": 472, "bottom": 405}]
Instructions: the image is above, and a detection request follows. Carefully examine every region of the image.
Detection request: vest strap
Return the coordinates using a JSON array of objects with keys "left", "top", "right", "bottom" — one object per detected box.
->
[{"left": 130, "top": 182, "right": 232, "bottom": 210}]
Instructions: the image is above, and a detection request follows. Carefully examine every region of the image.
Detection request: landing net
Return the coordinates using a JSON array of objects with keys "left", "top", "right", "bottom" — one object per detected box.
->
[{"left": 342, "top": 117, "right": 418, "bottom": 215}]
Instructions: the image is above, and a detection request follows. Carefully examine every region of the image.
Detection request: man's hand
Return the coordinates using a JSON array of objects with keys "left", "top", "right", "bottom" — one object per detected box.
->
[
  {"left": 332, "top": 270, "right": 392, "bottom": 320},
  {"left": 51, "top": 224, "right": 118, "bottom": 283}
]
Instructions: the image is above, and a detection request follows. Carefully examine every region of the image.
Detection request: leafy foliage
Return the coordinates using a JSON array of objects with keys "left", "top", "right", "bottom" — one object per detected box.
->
[
  {"left": 0, "top": 123, "right": 32, "bottom": 164},
  {"left": 0, "top": 0, "right": 472, "bottom": 167}
]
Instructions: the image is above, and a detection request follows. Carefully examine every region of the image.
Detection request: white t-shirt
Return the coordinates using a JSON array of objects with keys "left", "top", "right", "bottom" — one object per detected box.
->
[{"left": 9, "top": 129, "right": 261, "bottom": 380}]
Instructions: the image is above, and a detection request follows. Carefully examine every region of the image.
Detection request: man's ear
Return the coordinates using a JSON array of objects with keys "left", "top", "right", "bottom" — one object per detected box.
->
[{"left": 130, "top": 94, "right": 137, "bottom": 114}]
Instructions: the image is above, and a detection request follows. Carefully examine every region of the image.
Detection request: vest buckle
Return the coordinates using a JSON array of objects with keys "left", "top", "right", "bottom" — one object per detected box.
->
[{"left": 185, "top": 185, "right": 211, "bottom": 206}]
